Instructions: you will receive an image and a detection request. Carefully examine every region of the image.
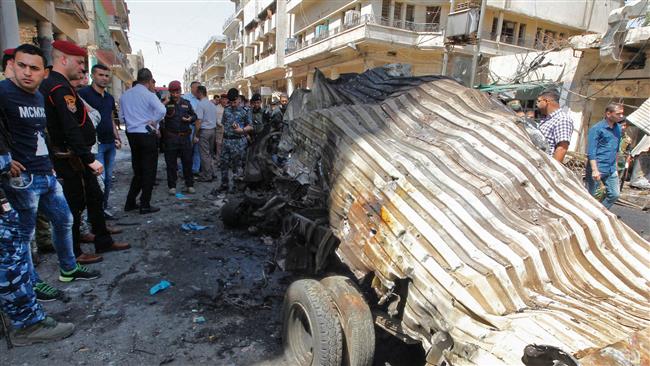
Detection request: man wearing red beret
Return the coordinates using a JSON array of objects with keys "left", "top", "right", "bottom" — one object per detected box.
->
[
  {"left": 2, "top": 48, "right": 15, "bottom": 80},
  {"left": 39, "top": 40, "right": 130, "bottom": 266}
]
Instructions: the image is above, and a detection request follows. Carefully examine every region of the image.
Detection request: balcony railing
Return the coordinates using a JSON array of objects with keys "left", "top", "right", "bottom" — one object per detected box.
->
[
  {"left": 223, "top": 14, "right": 237, "bottom": 31},
  {"left": 287, "top": 14, "right": 441, "bottom": 54},
  {"left": 482, "top": 31, "right": 569, "bottom": 51}
]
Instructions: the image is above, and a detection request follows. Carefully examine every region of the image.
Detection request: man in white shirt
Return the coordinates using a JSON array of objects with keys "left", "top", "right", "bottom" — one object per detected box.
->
[
  {"left": 214, "top": 93, "right": 227, "bottom": 168},
  {"left": 195, "top": 86, "right": 219, "bottom": 182},
  {"left": 118, "top": 68, "right": 166, "bottom": 214}
]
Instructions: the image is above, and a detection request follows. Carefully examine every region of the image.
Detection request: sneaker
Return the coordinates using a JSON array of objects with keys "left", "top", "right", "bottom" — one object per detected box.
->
[
  {"left": 11, "top": 317, "right": 75, "bottom": 346},
  {"left": 34, "top": 282, "right": 65, "bottom": 302},
  {"left": 168, "top": 187, "right": 176, "bottom": 195},
  {"left": 184, "top": 186, "right": 196, "bottom": 194},
  {"left": 59, "top": 263, "right": 101, "bottom": 283}
]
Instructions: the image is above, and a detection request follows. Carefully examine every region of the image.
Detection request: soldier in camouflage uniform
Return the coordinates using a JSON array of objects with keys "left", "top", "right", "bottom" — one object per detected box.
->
[{"left": 216, "top": 88, "right": 252, "bottom": 192}]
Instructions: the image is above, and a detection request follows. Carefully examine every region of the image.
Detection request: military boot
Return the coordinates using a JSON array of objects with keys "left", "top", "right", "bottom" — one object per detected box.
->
[{"left": 11, "top": 317, "right": 75, "bottom": 346}]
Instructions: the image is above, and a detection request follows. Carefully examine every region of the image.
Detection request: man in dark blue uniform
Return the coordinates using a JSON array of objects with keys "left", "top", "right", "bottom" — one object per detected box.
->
[
  {"left": 39, "top": 40, "right": 129, "bottom": 266},
  {"left": 0, "top": 43, "right": 75, "bottom": 345},
  {"left": 162, "top": 80, "right": 197, "bottom": 194}
]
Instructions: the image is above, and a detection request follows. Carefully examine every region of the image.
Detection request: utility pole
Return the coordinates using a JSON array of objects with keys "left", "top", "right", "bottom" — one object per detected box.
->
[
  {"left": 0, "top": 0, "right": 20, "bottom": 52},
  {"left": 469, "top": 0, "right": 487, "bottom": 88}
]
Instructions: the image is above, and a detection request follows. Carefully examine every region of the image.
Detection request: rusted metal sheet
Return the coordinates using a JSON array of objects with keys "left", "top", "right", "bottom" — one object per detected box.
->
[{"left": 282, "top": 67, "right": 650, "bottom": 365}]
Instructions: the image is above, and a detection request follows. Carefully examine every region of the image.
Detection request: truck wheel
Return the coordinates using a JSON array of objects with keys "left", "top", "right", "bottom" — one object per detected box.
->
[
  {"left": 221, "top": 199, "right": 244, "bottom": 228},
  {"left": 282, "top": 279, "right": 343, "bottom": 366},
  {"left": 321, "top": 276, "right": 375, "bottom": 366}
]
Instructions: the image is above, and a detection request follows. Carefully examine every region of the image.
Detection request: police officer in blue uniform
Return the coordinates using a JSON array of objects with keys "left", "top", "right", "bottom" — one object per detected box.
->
[
  {"left": 162, "top": 80, "right": 197, "bottom": 194},
  {"left": 217, "top": 88, "right": 252, "bottom": 192}
]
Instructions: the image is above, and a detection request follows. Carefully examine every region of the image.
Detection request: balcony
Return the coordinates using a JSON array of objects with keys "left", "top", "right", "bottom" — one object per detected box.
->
[
  {"left": 479, "top": 31, "right": 569, "bottom": 55},
  {"left": 263, "top": 14, "right": 276, "bottom": 36},
  {"left": 54, "top": 0, "right": 88, "bottom": 27},
  {"left": 243, "top": 53, "right": 278, "bottom": 78},
  {"left": 109, "top": 15, "right": 131, "bottom": 53},
  {"left": 285, "top": 14, "right": 443, "bottom": 63},
  {"left": 203, "top": 57, "right": 225, "bottom": 73}
]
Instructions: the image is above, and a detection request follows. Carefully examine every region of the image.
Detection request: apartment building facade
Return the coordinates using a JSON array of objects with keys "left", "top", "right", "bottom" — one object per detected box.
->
[
  {"left": 0, "top": 0, "right": 138, "bottom": 98},
  {"left": 192, "top": 0, "right": 619, "bottom": 98},
  {"left": 199, "top": 36, "right": 227, "bottom": 97}
]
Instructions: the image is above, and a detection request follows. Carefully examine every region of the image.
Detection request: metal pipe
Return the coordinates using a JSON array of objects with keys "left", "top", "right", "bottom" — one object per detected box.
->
[{"left": 469, "top": 0, "right": 487, "bottom": 87}]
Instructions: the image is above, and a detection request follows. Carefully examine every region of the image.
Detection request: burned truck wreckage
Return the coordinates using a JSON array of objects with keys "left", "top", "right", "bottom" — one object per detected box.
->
[{"left": 222, "top": 66, "right": 650, "bottom": 366}]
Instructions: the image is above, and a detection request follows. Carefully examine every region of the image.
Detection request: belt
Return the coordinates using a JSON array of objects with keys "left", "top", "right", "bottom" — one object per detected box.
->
[
  {"left": 165, "top": 130, "right": 190, "bottom": 136},
  {"left": 224, "top": 135, "right": 243, "bottom": 140}
]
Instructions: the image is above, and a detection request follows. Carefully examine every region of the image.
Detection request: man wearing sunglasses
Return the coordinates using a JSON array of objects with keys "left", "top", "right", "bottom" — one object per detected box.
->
[{"left": 536, "top": 90, "right": 575, "bottom": 162}]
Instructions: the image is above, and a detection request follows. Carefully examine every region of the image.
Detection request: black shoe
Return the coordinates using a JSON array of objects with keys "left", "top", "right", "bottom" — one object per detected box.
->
[
  {"left": 139, "top": 205, "right": 160, "bottom": 214},
  {"left": 124, "top": 202, "right": 140, "bottom": 212},
  {"left": 103, "top": 209, "right": 116, "bottom": 220}
]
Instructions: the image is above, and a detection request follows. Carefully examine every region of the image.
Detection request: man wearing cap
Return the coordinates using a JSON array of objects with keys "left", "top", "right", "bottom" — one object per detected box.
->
[
  {"left": 249, "top": 93, "right": 267, "bottom": 138},
  {"left": 119, "top": 68, "right": 166, "bottom": 213},
  {"left": 2, "top": 48, "right": 15, "bottom": 80},
  {"left": 162, "top": 80, "right": 197, "bottom": 194},
  {"left": 216, "top": 88, "right": 252, "bottom": 192},
  {"left": 40, "top": 40, "right": 129, "bottom": 266},
  {"left": 194, "top": 85, "right": 218, "bottom": 182}
]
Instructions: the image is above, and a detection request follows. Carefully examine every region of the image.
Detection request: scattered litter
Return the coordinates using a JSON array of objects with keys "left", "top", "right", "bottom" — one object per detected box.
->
[
  {"left": 191, "top": 309, "right": 198, "bottom": 313},
  {"left": 193, "top": 316, "right": 206, "bottom": 324},
  {"left": 260, "top": 235, "right": 274, "bottom": 245},
  {"left": 175, "top": 192, "right": 186, "bottom": 199},
  {"left": 149, "top": 280, "right": 172, "bottom": 295},
  {"left": 181, "top": 222, "right": 208, "bottom": 231}
]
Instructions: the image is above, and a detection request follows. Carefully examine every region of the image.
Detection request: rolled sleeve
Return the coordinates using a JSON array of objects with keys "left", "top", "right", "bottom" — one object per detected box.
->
[{"left": 553, "top": 119, "right": 573, "bottom": 146}]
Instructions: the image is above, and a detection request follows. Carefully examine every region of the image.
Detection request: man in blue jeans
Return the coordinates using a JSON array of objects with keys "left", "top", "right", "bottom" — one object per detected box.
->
[
  {"left": 182, "top": 81, "right": 201, "bottom": 174},
  {"left": 0, "top": 44, "right": 100, "bottom": 302},
  {"left": 586, "top": 103, "right": 625, "bottom": 209},
  {"left": 78, "top": 64, "right": 122, "bottom": 219}
]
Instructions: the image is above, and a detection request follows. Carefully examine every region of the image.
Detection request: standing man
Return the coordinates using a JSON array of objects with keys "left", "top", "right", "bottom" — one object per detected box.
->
[
  {"left": 182, "top": 81, "right": 201, "bottom": 175},
  {"left": 1, "top": 44, "right": 100, "bottom": 301},
  {"left": 217, "top": 88, "right": 252, "bottom": 192},
  {"left": 536, "top": 90, "right": 574, "bottom": 162},
  {"left": 78, "top": 64, "right": 122, "bottom": 219},
  {"left": 119, "top": 68, "right": 166, "bottom": 214},
  {"left": 162, "top": 80, "right": 196, "bottom": 194},
  {"left": 215, "top": 93, "right": 227, "bottom": 172},
  {"left": 0, "top": 80, "right": 75, "bottom": 344},
  {"left": 194, "top": 85, "right": 218, "bottom": 182},
  {"left": 249, "top": 93, "right": 266, "bottom": 137},
  {"left": 40, "top": 40, "right": 129, "bottom": 264},
  {"left": 586, "top": 103, "right": 625, "bottom": 209}
]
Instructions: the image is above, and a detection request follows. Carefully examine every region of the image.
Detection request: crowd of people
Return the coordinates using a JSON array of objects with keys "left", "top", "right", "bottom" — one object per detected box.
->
[
  {"left": 0, "top": 39, "right": 638, "bottom": 348},
  {"left": 0, "top": 40, "right": 290, "bottom": 346}
]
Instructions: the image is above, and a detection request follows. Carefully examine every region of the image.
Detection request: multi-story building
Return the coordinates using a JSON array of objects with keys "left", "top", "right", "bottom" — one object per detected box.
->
[
  {"left": 90, "top": 0, "right": 133, "bottom": 99},
  {"left": 127, "top": 50, "right": 145, "bottom": 81},
  {"left": 211, "top": 0, "right": 619, "bottom": 97},
  {"left": 0, "top": 0, "right": 136, "bottom": 98},
  {"left": 197, "top": 36, "right": 226, "bottom": 97},
  {"left": 183, "top": 61, "right": 200, "bottom": 91}
]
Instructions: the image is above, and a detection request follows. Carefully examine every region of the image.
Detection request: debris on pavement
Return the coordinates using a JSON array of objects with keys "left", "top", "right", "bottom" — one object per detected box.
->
[
  {"left": 149, "top": 280, "right": 172, "bottom": 295},
  {"left": 192, "top": 316, "right": 206, "bottom": 324},
  {"left": 180, "top": 222, "right": 208, "bottom": 232}
]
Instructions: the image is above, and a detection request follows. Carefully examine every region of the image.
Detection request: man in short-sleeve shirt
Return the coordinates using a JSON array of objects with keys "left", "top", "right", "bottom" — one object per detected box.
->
[{"left": 536, "top": 90, "right": 574, "bottom": 162}]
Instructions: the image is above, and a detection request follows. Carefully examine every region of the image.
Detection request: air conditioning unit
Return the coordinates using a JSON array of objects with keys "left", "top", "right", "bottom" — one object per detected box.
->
[
  {"left": 285, "top": 37, "right": 298, "bottom": 52},
  {"left": 344, "top": 10, "right": 361, "bottom": 26},
  {"left": 446, "top": 8, "right": 479, "bottom": 38}
]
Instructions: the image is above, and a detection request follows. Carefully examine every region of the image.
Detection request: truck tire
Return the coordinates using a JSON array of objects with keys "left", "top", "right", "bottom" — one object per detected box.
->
[
  {"left": 282, "top": 279, "right": 343, "bottom": 366},
  {"left": 321, "top": 276, "right": 375, "bottom": 366}
]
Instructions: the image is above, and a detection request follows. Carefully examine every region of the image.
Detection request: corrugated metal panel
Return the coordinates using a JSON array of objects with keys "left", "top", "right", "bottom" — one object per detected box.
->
[
  {"left": 628, "top": 98, "right": 650, "bottom": 136},
  {"left": 284, "top": 68, "right": 650, "bottom": 365}
]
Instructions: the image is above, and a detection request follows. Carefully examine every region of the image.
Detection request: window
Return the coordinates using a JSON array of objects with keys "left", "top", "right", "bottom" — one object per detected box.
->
[
  {"left": 406, "top": 5, "right": 414, "bottom": 22},
  {"left": 426, "top": 6, "right": 441, "bottom": 24},
  {"left": 518, "top": 24, "right": 526, "bottom": 45},
  {"left": 394, "top": 2, "right": 403, "bottom": 27},
  {"left": 491, "top": 17, "right": 499, "bottom": 39},
  {"left": 381, "top": 0, "right": 390, "bottom": 19},
  {"left": 502, "top": 21, "right": 516, "bottom": 43}
]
